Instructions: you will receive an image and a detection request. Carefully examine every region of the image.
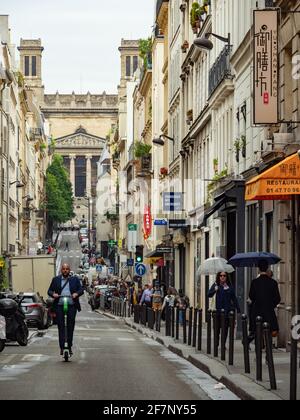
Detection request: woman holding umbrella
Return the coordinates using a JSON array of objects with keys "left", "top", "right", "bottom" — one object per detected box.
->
[{"left": 208, "top": 272, "right": 241, "bottom": 346}]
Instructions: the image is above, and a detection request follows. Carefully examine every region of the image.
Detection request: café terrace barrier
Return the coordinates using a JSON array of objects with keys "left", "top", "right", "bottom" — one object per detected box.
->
[{"left": 108, "top": 300, "right": 299, "bottom": 400}]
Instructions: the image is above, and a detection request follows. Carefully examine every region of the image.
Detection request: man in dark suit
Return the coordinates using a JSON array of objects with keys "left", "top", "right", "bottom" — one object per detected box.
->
[
  {"left": 48, "top": 264, "right": 84, "bottom": 356},
  {"left": 248, "top": 260, "right": 281, "bottom": 343}
]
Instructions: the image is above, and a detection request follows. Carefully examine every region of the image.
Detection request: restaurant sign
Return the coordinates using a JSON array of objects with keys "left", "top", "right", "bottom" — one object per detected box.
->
[{"left": 253, "top": 9, "right": 279, "bottom": 125}]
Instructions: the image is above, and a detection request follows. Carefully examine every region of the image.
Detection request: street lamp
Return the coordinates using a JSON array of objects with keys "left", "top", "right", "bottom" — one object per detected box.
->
[
  {"left": 194, "top": 32, "right": 231, "bottom": 50},
  {"left": 153, "top": 135, "right": 175, "bottom": 146}
]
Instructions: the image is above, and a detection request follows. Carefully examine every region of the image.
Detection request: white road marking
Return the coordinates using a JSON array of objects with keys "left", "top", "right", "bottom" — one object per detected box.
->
[{"left": 117, "top": 338, "right": 136, "bottom": 342}]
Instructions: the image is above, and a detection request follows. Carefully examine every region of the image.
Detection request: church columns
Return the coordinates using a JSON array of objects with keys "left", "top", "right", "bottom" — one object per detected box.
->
[
  {"left": 69, "top": 155, "right": 76, "bottom": 195},
  {"left": 86, "top": 155, "right": 92, "bottom": 197}
]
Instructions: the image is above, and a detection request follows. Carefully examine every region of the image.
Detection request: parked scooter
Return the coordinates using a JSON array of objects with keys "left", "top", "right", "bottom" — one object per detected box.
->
[
  {"left": 0, "top": 315, "right": 5, "bottom": 352},
  {"left": 0, "top": 297, "right": 29, "bottom": 347}
]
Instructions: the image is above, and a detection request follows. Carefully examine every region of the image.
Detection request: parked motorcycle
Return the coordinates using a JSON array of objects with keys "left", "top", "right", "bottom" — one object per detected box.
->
[
  {"left": 0, "top": 297, "right": 29, "bottom": 347},
  {"left": 0, "top": 315, "right": 5, "bottom": 352}
]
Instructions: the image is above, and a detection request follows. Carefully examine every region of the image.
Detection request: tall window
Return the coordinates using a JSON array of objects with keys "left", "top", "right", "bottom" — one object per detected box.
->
[
  {"left": 133, "top": 56, "right": 138, "bottom": 74},
  {"left": 25, "top": 56, "right": 30, "bottom": 76},
  {"left": 31, "top": 56, "right": 37, "bottom": 77},
  {"left": 75, "top": 157, "right": 86, "bottom": 197},
  {"left": 126, "top": 56, "right": 131, "bottom": 77}
]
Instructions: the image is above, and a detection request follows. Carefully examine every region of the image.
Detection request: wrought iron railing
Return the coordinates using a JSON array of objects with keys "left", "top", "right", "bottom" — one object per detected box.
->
[{"left": 209, "top": 45, "right": 232, "bottom": 97}]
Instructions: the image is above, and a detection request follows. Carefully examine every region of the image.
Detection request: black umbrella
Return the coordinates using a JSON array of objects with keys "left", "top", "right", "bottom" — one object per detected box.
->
[{"left": 228, "top": 252, "right": 281, "bottom": 268}]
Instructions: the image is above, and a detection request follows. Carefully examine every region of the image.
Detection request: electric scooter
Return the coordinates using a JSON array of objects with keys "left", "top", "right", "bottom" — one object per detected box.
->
[{"left": 62, "top": 296, "right": 72, "bottom": 362}]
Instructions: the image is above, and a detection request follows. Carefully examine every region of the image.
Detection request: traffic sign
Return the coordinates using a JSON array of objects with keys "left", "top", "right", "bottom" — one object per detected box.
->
[
  {"left": 96, "top": 264, "right": 103, "bottom": 273},
  {"left": 154, "top": 219, "right": 168, "bottom": 226},
  {"left": 135, "top": 263, "right": 147, "bottom": 277},
  {"left": 128, "top": 224, "right": 138, "bottom": 231},
  {"left": 127, "top": 259, "right": 134, "bottom": 267}
]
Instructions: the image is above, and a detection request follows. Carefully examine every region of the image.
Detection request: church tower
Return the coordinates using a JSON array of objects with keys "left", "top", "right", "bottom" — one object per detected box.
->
[{"left": 18, "top": 39, "right": 44, "bottom": 103}]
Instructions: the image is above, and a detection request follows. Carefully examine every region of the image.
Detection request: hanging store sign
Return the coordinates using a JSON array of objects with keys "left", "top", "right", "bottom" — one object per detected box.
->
[
  {"left": 253, "top": 9, "right": 279, "bottom": 125},
  {"left": 143, "top": 206, "right": 152, "bottom": 239},
  {"left": 163, "top": 193, "right": 183, "bottom": 212}
]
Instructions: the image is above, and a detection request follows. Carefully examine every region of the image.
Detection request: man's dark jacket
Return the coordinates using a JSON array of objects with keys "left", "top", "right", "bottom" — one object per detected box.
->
[
  {"left": 48, "top": 276, "right": 84, "bottom": 312},
  {"left": 249, "top": 275, "right": 281, "bottom": 333}
]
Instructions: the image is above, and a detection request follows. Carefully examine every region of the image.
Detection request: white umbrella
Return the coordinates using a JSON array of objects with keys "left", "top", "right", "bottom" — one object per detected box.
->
[{"left": 198, "top": 257, "right": 235, "bottom": 276}]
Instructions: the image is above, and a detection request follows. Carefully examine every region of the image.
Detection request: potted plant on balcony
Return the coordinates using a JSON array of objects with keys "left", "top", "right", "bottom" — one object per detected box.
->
[
  {"left": 234, "top": 139, "right": 241, "bottom": 163},
  {"left": 190, "top": 2, "right": 201, "bottom": 33},
  {"left": 134, "top": 141, "right": 152, "bottom": 174},
  {"left": 160, "top": 167, "right": 169, "bottom": 177}
]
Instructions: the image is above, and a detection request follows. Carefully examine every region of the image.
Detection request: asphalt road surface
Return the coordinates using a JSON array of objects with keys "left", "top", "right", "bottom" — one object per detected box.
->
[
  {"left": 56, "top": 231, "right": 83, "bottom": 274},
  {"left": 0, "top": 232, "right": 238, "bottom": 401}
]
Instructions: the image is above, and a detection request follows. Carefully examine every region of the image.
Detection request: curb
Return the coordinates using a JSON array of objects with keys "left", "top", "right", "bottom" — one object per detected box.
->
[{"left": 122, "top": 318, "right": 283, "bottom": 401}]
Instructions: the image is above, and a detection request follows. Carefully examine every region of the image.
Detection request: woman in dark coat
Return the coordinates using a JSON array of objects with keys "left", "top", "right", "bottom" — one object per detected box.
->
[
  {"left": 248, "top": 260, "right": 281, "bottom": 340},
  {"left": 208, "top": 272, "right": 240, "bottom": 345}
]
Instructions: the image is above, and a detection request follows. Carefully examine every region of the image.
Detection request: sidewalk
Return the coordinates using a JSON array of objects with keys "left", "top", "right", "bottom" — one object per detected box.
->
[{"left": 99, "top": 309, "right": 299, "bottom": 401}]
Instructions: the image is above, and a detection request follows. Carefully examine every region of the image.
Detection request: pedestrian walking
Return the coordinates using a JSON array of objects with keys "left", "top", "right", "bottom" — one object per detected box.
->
[
  {"left": 139, "top": 284, "right": 152, "bottom": 308},
  {"left": 176, "top": 289, "right": 189, "bottom": 325},
  {"left": 48, "top": 264, "right": 84, "bottom": 356},
  {"left": 248, "top": 260, "right": 281, "bottom": 343},
  {"left": 151, "top": 281, "right": 164, "bottom": 313},
  {"left": 208, "top": 272, "right": 240, "bottom": 345},
  {"left": 161, "top": 288, "right": 176, "bottom": 319}
]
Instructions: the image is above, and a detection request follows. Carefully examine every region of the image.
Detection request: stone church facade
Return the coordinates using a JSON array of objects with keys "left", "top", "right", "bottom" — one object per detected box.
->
[{"left": 19, "top": 39, "right": 118, "bottom": 227}]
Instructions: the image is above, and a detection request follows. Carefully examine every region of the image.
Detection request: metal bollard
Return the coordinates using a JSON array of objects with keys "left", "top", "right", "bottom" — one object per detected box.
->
[
  {"left": 228, "top": 311, "right": 235, "bottom": 366},
  {"left": 157, "top": 310, "right": 161, "bottom": 332},
  {"left": 220, "top": 309, "right": 226, "bottom": 361},
  {"left": 176, "top": 307, "right": 180, "bottom": 340},
  {"left": 193, "top": 309, "right": 198, "bottom": 348},
  {"left": 188, "top": 308, "right": 193, "bottom": 346},
  {"left": 183, "top": 309, "right": 187, "bottom": 344},
  {"left": 264, "top": 323, "right": 277, "bottom": 390},
  {"left": 198, "top": 309, "right": 203, "bottom": 352},
  {"left": 242, "top": 314, "right": 251, "bottom": 374},
  {"left": 207, "top": 310, "right": 212, "bottom": 355},
  {"left": 165, "top": 306, "right": 171, "bottom": 337},
  {"left": 148, "top": 308, "right": 154, "bottom": 330},
  {"left": 212, "top": 310, "right": 219, "bottom": 358},
  {"left": 255, "top": 317, "right": 263, "bottom": 381},
  {"left": 290, "top": 334, "right": 298, "bottom": 400},
  {"left": 171, "top": 307, "right": 175, "bottom": 338}
]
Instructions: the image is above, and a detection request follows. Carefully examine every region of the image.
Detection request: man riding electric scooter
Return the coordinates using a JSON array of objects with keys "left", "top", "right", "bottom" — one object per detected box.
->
[{"left": 48, "top": 264, "right": 84, "bottom": 360}]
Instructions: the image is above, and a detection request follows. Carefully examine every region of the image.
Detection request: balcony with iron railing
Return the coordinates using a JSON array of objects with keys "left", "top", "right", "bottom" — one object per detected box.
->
[{"left": 209, "top": 45, "right": 233, "bottom": 98}]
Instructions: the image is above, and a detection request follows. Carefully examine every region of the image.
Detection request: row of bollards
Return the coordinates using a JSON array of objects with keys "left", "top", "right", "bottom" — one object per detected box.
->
[{"left": 126, "top": 303, "right": 298, "bottom": 399}]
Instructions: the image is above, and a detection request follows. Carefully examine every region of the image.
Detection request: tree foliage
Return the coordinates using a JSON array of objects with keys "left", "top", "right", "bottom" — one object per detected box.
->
[{"left": 45, "top": 155, "right": 74, "bottom": 224}]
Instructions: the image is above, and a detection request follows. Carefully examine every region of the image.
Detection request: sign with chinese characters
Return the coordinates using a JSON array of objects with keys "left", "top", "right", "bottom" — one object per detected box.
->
[
  {"left": 143, "top": 206, "right": 152, "bottom": 239},
  {"left": 253, "top": 9, "right": 279, "bottom": 125},
  {"left": 245, "top": 152, "right": 300, "bottom": 201}
]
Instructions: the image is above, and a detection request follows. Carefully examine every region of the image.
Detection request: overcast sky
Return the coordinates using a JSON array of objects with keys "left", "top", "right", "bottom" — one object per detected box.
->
[{"left": 1, "top": 0, "right": 154, "bottom": 94}]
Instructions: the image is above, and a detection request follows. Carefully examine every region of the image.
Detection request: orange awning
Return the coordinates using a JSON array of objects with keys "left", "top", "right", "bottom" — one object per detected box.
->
[{"left": 245, "top": 153, "right": 300, "bottom": 201}]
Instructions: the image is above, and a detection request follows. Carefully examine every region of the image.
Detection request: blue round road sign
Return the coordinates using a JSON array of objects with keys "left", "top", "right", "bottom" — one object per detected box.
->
[{"left": 135, "top": 263, "right": 147, "bottom": 277}]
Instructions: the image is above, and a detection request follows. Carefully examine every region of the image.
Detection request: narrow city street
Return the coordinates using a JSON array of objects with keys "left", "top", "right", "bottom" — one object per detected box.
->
[{"left": 0, "top": 232, "right": 238, "bottom": 401}]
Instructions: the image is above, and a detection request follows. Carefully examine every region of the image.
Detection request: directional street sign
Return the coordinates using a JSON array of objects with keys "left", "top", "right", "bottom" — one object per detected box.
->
[
  {"left": 127, "top": 259, "right": 134, "bottom": 267},
  {"left": 135, "top": 263, "right": 147, "bottom": 277},
  {"left": 128, "top": 224, "right": 138, "bottom": 231},
  {"left": 154, "top": 219, "right": 168, "bottom": 226}
]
